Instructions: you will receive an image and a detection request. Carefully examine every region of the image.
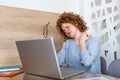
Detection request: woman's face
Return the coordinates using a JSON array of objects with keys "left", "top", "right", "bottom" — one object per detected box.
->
[{"left": 61, "top": 23, "right": 79, "bottom": 38}]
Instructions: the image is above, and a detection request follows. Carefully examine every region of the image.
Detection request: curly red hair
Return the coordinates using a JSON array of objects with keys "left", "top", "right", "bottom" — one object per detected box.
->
[{"left": 56, "top": 12, "right": 88, "bottom": 40}]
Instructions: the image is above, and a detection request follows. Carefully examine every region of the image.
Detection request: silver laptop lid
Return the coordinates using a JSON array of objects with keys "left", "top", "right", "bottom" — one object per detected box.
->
[{"left": 16, "top": 37, "right": 63, "bottom": 79}]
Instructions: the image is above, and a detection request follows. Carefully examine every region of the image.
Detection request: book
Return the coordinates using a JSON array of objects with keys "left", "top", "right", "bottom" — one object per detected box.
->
[
  {"left": 0, "top": 65, "right": 21, "bottom": 72},
  {"left": 0, "top": 69, "right": 24, "bottom": 77}
]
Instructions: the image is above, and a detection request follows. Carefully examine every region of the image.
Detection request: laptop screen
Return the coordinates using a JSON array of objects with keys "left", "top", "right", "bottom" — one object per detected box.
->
[{"left": 16, "top": 37, "right": 63, "bottom": 79}]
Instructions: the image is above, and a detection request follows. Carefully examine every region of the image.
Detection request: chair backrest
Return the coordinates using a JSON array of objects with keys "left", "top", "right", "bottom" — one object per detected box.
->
[
  {"left": 107, "top": 59, "right": 120, "bottom": 78},
  {"left": 100, "top": 56, "right": 107, "bottom": 74}
]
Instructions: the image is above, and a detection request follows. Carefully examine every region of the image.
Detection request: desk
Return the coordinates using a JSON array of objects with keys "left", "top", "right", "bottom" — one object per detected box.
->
[{"left": 0, "top": 72, "right": 119, "bottom": 80}]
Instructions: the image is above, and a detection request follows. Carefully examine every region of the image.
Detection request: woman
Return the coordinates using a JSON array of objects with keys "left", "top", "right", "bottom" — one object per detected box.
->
[{"left": 56, "top": 12, "right": 101, "bottom": 73}]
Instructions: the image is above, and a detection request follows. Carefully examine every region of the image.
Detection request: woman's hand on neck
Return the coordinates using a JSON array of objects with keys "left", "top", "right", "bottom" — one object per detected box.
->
[
  {"left": 73, "top": 31, "right": 92, "bottom": 51},
  {"left": 79, "top": 32, "right": 92, "bottom": 44},
  {"left": 79, "top": 32, "right": 92, "bottom": 51}
]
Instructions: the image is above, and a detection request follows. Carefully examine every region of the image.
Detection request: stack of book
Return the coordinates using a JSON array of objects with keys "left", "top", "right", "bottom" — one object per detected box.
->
[{"left": 0, "top": 65, "right": 24, "bottom": 77}]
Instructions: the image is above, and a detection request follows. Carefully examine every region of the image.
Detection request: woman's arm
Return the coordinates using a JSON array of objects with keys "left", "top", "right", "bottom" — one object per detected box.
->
[
  {"left": 80, "top": 37, "right": 101, "bottom": 67},
  {"left": 57, "top": 41, "right": 67, "bottom": 66}
]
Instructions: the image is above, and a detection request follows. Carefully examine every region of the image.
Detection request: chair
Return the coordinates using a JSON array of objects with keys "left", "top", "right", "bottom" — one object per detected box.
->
[
  {"left": 100, "top": 56, "right": 107, "bottom": 74},
  {"left": 107, "top": 59, "right": 120, "bottom": 78}
]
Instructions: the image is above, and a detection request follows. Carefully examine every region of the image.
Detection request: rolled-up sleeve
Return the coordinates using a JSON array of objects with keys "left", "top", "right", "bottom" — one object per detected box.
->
[{"left": 80, "top": 37, "right": 101, "bottom": 67}]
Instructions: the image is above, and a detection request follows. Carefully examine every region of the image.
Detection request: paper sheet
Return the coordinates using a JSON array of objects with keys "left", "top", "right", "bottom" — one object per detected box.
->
[{"left": 74, "top": 77, "right": 109, "bottom": 80}]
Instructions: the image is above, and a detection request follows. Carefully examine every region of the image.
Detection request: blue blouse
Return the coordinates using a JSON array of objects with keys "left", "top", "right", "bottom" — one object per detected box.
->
[{"left": 57, "top": 37, "right": 101, "bottom": 73}]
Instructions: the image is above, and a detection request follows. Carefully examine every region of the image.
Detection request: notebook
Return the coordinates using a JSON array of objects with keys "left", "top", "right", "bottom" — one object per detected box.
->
[{"left": 16, "top": 37, "right": 84, "bottom": 79}]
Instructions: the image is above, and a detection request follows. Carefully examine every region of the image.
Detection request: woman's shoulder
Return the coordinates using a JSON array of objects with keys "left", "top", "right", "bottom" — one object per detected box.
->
[
  {"left": 63, "top": 39, "right": 73, "bottom": 45},
  {"left": 61, "top": 39, "right": 73, "bottom": 48},
  {"left": 87, "top": 37, "right": 100, "bottom": 44},
  {"left": 64, "top": 38, "right": 73, "bottom": 42}
]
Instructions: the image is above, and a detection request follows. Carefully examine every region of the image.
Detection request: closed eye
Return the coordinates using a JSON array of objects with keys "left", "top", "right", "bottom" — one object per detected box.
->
[{"left": 62, "top": 26, "right": 70, "bottom": 32}]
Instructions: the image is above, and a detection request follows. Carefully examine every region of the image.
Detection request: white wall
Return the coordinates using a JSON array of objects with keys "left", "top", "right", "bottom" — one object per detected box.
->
[
  {"left": 83, "top": 0, "right": 120, "bottom": 68},
  {"left": 0, "top": 0, "right": 83, "bottom": 15}
]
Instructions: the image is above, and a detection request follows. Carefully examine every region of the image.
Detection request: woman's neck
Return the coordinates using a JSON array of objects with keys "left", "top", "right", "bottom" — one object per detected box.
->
[{"left": 74, "top": 30, "right": 82, "bottom": 44}]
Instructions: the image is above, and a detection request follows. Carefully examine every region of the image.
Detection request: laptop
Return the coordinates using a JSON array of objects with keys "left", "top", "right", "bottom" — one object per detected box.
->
[{"left": 16, "top": 37, "right": 85, "bottom": 79}]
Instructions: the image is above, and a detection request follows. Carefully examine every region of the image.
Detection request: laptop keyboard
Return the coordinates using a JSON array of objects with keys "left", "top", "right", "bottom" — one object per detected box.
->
[{"left": 60, "top": 67, "right": 84, "bottom": 78}]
